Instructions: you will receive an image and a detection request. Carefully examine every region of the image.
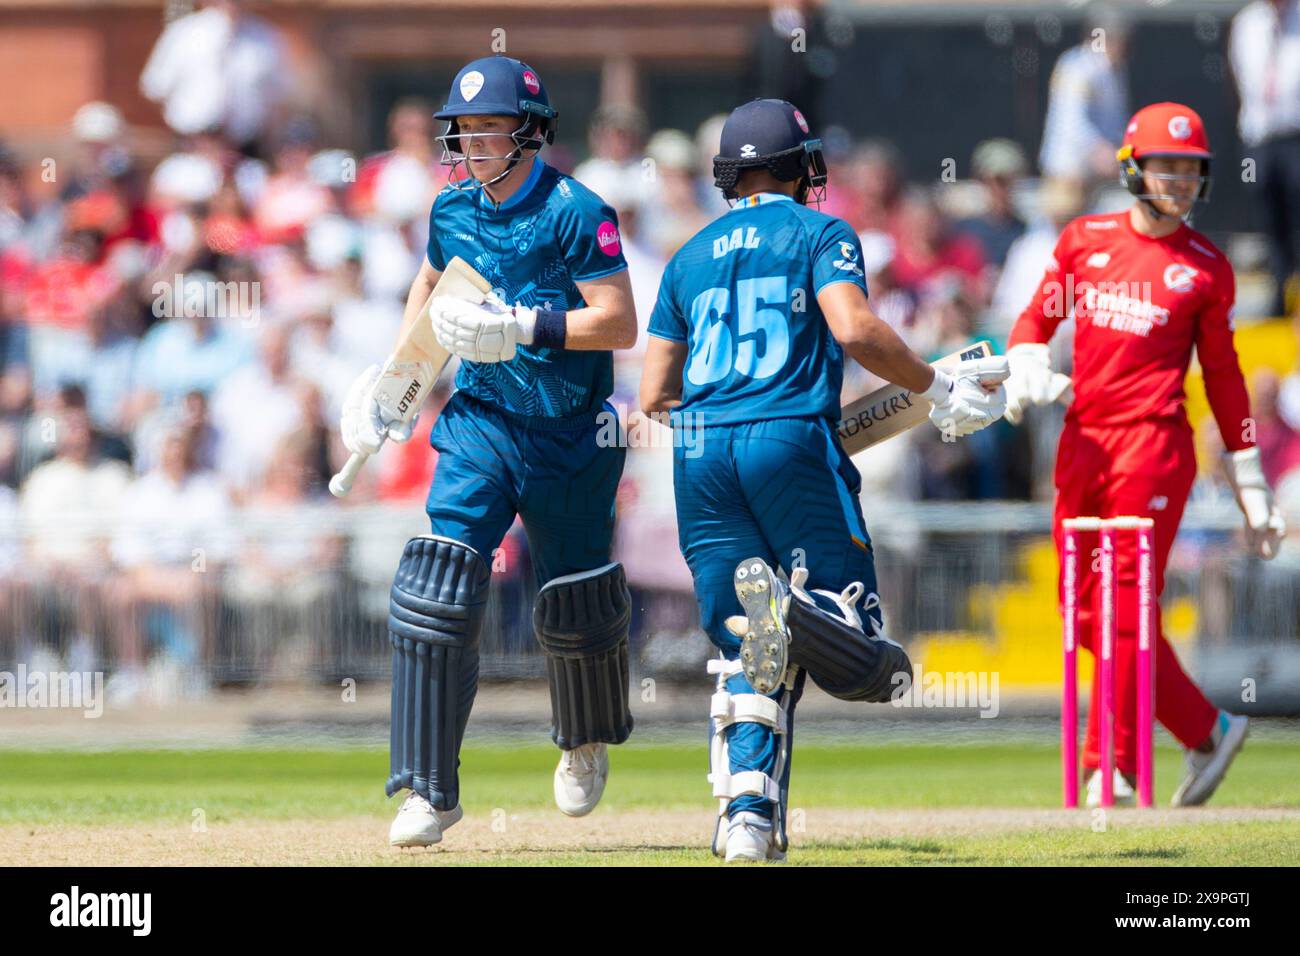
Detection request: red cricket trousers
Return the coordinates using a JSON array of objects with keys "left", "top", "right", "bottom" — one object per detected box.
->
[{"left": 1052, "top": 416, "right": 1219, "bottom": 774}]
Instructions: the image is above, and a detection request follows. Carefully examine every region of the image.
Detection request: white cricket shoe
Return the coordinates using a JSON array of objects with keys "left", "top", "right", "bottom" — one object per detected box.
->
[
  {"left": 725, "top": 811, "right": 786, "bottom": 863},
  {"left": 554, "top": 742, "right": 608, "bottom": 816},
  {"left": 1085, "top": 768, "right": 1135, "bottom": 808},
  {"left": 1172, "top": 713, "right": 1249, "bottom": 807},
  {"left": 389, "top": 790, "right": 463, "bottom": 847}
]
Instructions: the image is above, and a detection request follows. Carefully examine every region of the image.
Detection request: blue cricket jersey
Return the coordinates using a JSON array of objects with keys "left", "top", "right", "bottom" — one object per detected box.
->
[
  {"left": 426, "top": 160, "right": 628, "bottom": 419},
  {"left": 647, "top": 192, "right": 868, "bottom": 426}
]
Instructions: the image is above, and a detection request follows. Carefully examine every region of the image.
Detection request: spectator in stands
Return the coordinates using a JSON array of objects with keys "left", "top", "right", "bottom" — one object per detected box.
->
[
  {"left": 891, "top": 187, "right": 987, "bottom": 306},
  {"left": 203, "top": 182, "right": 258, "bottom": 258},
  {"left": 573, "top": 105, "right": 650, "bottom": 212},
  {"left": 990, "top": 177, "right": 1085, "bottom": 340},
  {"left": 351, "top": 98, "right": 442, "bottom": 220},
  {"left": 148, "top": 132, "right": 227, "bottom": 216},
  {"left": 23, "top": 223, "right": 120, "bottom": 395},
  {"left": 133, "top": 388, "right": 220, "bottom": 477},
  {"left": 209, "top": 321, "right": 307, "bottom": 495},
  {"left": 0, "top": 142, "right": 25, "bottom": 253},
  {"left": 253, "top": 119, "right": 334, "bottom": 246},
  {"left": 1038, "top": 6, "right": 1129, "bottom": 187},
  {"left": 75, "top": 296, "right": 140, "bottom": 439},
  {"left": 1279, "top": 312, "right": 1300, "bottom": 429},
  {"left": 859, "top": 233, "right": 915, "bottom": 339},
  {"left": 108, "top": 427, "right": 229, "bottom": 680},
  {"left": 640, "top": 129, "right": 711, "bottom": 258},
  {"left": 693, "top": 114, "right": 733, "bottom": 217},
  {"left": 224, "top": 431, "right": 342, "bottom": 675},
  {"left": 0, "top": 443, "right": 19, "bottom": 663},
  {"left": 1252, "top": 368, "right": 1300, "bottom": 486},
  {"left": 956, "top": 138, "right": 1027, "bottom": 270},
  {"left": 324, "top": 255, "right": 402, "bottom": 396},
  {"left": 848, "top": 140, "right": 905, "bottom": 237},
  {"left": 124, "top": 272, "right": 254, "bottom": 429},
  {"left": 17, "top": 405, "right": 130, "bottom": 663},
  {"left": 63, "top": 103, "right": 126, "bottom": 200},
  {"left": 139, "top": 0, "right": 289, "bottom": 149},
  {"left": 0, "top": 146, "right": 31, "bottom": 403},
  {"left": 1230, "top": 0, "right": 1300, "bottom": 317}
]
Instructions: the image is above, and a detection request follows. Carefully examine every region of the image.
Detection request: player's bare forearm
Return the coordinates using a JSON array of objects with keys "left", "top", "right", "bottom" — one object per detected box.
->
[
  {"left": 399, "top": 259, "right": 442, "bottom": 342},
  {"left": 566, "top": 271, "right": 638, "bottom": 350},
  {"left": 817, "top": 282, "right": 935, "bottom": 393},
  {"left": 640, "top": 336, "right": 687, "bottom": 415}
]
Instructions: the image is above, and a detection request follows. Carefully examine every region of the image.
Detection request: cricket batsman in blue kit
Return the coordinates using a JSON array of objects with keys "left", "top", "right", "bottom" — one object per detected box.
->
[
  {"left": 340, "top": 56, "right": 639, "bottom": 847},
  {"left": 640, "top": 99, "right": 1010, "bottom": 861}
]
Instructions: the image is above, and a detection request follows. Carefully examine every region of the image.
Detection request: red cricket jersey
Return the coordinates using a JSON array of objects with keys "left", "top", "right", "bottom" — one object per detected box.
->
[{"left": 1009, "top": 211, "right": 1252, "bottom": 451}]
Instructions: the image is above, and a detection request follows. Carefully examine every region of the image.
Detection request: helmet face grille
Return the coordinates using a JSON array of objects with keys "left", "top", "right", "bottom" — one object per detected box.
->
[
  {"left": 1118, "top": 152, "right": 1213, "bottom": 220},
  {"left": 712, "top": 141, "right": 827, "bottom": 204},
  {"left": 436, "top": 114, "right": 552, "bottom": 191}
]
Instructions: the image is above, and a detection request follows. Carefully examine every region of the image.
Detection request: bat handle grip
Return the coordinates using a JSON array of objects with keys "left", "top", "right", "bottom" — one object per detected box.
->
[{"left": 329, "top": 452, "right": 368, "bottom": 498}]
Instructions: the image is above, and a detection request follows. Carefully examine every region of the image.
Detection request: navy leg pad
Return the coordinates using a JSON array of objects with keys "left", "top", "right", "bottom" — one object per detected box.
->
[
  {"left": 787, "top": 592, "right": 912, "bottom": 703},
  {"left": 533, "top": 562, "right": 634, "bottom": 749},
  {"left": 386, "top": 535, "right": 491, "bottom": 809}
]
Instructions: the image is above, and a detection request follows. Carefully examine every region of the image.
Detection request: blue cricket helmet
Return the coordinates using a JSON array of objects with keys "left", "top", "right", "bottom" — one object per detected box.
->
[
  {"left": 713, "top": 98, "right": 827, "bottom": 204},
  {"left": 436, "top": 55, "right": 556, "bottom": 144}
]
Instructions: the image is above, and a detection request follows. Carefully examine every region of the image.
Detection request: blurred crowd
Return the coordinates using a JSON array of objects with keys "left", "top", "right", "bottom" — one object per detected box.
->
[{"left": 1, "top": 0, "right": 1299, "bottom": 683}]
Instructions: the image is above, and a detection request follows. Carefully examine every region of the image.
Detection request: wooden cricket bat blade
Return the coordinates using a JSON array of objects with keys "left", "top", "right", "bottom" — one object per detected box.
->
[
  {"left": 329, "top": 257, "right": 492, "bottom": 498},
  {"left": 837, "top": 341, "right": 994, "bottom": 457}
]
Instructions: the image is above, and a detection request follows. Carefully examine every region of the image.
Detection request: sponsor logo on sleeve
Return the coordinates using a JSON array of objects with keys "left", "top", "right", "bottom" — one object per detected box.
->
[
  {"left": 833, "top": 241, "right": 864, "bottom": 275},
  {"left": 596, "top": 220, "right": 622, "bottom": 256}
]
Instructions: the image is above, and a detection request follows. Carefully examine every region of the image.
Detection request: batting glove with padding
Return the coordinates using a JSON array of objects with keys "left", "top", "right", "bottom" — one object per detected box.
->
[{"left": 923, "top": 355, "right": 1011, "bottom": 438}]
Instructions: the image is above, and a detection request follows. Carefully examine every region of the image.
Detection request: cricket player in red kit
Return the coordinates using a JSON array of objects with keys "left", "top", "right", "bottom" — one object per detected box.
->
[{"left": 1005, "top": 103, "right": 1288, "bottom": 807}]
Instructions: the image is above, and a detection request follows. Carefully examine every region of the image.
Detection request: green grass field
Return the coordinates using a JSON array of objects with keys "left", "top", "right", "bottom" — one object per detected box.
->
[{"left": 3, "top": 740, "right": 1299, "bottom": 865}]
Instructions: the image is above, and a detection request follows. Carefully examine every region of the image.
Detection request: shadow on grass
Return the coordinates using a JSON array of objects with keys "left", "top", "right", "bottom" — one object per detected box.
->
[
  {"left": 1078, "top": 846, "right": 1186, "bottom": 862},
  {"left": 794, "top": 838, "right": 975, "bottom": 864}
]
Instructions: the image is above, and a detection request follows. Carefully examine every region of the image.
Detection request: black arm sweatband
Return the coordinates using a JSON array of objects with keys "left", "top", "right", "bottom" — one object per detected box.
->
[{"left": 532, "top": 307, "right": 568, "bottom": 350}]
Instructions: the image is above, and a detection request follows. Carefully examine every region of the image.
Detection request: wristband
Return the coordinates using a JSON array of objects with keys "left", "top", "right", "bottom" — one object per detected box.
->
[
  {"left": 531, "top": 306, "right": 568, "bottom": 350},
  {"left": 920, "top": 368, "right": 954, "bottom": 404}
]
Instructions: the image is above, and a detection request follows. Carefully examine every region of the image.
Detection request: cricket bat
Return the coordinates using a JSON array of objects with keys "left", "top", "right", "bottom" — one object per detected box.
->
[
  {"left": 329, "top": 256, "right": 492, "bottom": 497},
  {"left": 836, "top": 341, "right": 994, "bottom": 457}
]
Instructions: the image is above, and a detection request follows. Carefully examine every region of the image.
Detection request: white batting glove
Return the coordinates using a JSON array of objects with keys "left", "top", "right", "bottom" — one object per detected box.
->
[
  {"left": 1003, "top": 342, "right": 1074, "bottom": 425},
  {"left": 431, "top": 293, "right": 535, "bottom": 364},
  {"left": 340, "top": 361, "right": 423, "bottom": 458},
  {"left": 1223, "top": 447, "right": 1287, "bottom": 560},
  {"left": 923, "top": 356, "right": 1011, "bottom": 438}
]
